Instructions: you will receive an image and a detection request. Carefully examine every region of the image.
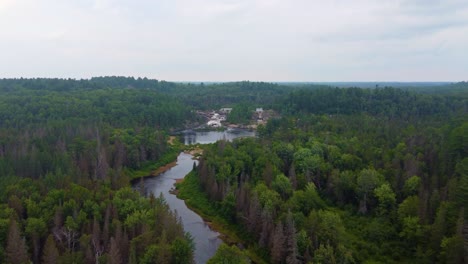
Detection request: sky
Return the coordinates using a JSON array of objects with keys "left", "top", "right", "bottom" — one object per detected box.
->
[{"left": 0, "top": 0, "right": 467, "bottom": 82}]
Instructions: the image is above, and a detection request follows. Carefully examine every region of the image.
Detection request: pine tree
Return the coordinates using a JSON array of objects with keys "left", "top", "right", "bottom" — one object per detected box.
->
[
  {"left": 157, "top": 231, "right": 172, "bottom": 263},
  {"left": 129, "top": 244, "right": 137, "bottom": 264},
  {"left": 6, "top": 219, "right": 29, "bottom": 264},
  {"left": 262, "top": 162, "right": 273, "bottom": 187},
  {"left": 121, "top": 231, "right": 130, "bottom": 263},
  {"left": 103, "top": 204, "right": 111, "bottom": 245},
  {"left": 247, "top": 195, "right": 261, "bottom": 234},
  {"left": 289, "top": 165, "right": 297, "bottom": 190},
  {"left": 285, "top": 211, "right": 299, "bottom": 264},
  {"left": 108, "top": 237, "right": 122, "bottom": 264},
  {"left": 25, "top": 217, "right": 47, "bottom": 264},
  {"left": 85, "top": 246, "right": 94, "bottom": 264},
  {"left": 271, "top": 221, "right": 285, "bottom": 264},
  {"left": 92, "top": 217, "right": 102, "bottom": 263},
  {"left": 259, "top": 209, "right": 274, "bottom": 248},
  {"left": 42, "top": 234, "right": 59, "bottom": 264}
]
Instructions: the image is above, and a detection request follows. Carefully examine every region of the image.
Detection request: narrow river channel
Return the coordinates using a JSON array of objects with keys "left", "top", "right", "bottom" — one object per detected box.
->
[{"left": 141, "top": 129, "right": 255, "bottom": 264}]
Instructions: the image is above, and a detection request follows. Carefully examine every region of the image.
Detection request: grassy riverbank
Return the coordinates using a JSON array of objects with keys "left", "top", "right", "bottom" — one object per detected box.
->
[
  {"left": 126, "top": 148, "right": 179, "bottom": 180},
  {"left": 127, "top": 137, "right": 184, "bottom": 180},
  {"left": 175, "top": 171, "right": 268, "bottom": 264}
]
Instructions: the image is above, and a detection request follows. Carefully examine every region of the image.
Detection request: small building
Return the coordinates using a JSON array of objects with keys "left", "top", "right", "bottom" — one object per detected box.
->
[
  {"left": 220, "top": 108, "right": 233, "bottom": 114},
  {"left": 256, "top": 108, "right": 263, "bottom": 120},
  {"left": 207, "top": 120, "right": 222, "bottom": 128}
]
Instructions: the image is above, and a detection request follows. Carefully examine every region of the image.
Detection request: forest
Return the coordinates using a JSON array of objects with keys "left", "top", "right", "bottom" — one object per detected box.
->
[
  {"left": 180, "top": 82, "right": 468, "bottom": 263},
  {"left": 0, "top": 78, "right": 194, "bottom": 263},
  {"left": 0, "top": 77, "right": 466, "bottom": 263}
]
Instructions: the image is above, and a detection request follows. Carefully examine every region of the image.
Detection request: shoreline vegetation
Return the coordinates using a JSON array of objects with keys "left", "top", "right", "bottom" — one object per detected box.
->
[
  {"left": 175, "top": 170, "right": 267, "bottom": 264},
  {"left": 129, "top": 141, "right": 203, "bottom": 184},
  {"left": 127, "top": 147, "right": 181, "bottom": 182},
  {"left": 131, "top": 141, "right": 245, "bottom": 263}
]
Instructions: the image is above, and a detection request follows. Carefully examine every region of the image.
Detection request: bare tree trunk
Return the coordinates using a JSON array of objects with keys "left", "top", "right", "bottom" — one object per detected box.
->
[{"left": 359, "top": 193, "right": 368, "bottom": 214}]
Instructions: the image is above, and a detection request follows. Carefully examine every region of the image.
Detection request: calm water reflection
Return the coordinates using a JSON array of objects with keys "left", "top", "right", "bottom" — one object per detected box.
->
[{"left": 182, "top": 129, "right": 256, "bottom": 145}]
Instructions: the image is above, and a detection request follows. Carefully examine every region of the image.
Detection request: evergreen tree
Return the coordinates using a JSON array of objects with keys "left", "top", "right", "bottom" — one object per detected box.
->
[
  {"left": 271, "top": 221, "right": 286, "bottom": 263},
  {"left": 42, "top": 234, "right": 59, "bottom": 264},
  {"left": 285, "top": 211, "right": 299, "bottom": 264},
  {"left": 108, "top": 237, "right": 122, "bottom": 264},
  {"left": 6, "top": 219, "right": 29, "bottom": 264}
]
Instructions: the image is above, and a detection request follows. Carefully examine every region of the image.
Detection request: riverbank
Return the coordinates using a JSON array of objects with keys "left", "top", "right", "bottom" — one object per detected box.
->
[
  {"left": 128, "top": 147, "right": 181, "bottom": 182},
  {"left": 138, "top": 129, "right": 259, "bottom": 262},
  {"left": 139, "top": 152, "right": 223, "bottom": 263},
  {"left": 129, "top": 144, "right": 200, "bottom": 184},
  {"left": 184, "top": 145, "right": 203, "bottom": 157},
  {"left": 175, "top": 172, "right": 267, "bottom": 264},
  {"left": 174, "top": 174, "right": 242, "bottom": 244}
]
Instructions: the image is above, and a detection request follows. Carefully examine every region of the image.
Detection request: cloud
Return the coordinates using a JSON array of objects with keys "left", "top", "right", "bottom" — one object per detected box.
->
[{"left": 0, "top": 0, "right": 467, "bottom": 81}]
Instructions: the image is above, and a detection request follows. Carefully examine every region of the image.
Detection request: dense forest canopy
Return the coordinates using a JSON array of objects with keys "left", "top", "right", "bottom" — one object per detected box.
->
[
  {"left": 0, "top": 78, "right": 195, "bottom": 263},
  {"left": 0, "top": 77, "right": 466, "bottom": 263},
  {"left": 276, "top": 86, "right": 466, "bottom": 120},
  {"left": 177, "top": 79, "right": 467, "bottom": 263}
]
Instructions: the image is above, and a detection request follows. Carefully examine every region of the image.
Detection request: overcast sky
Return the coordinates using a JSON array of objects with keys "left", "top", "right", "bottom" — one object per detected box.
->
[{"left": 1, "top": 0, "right": 467, "bottom": 81}]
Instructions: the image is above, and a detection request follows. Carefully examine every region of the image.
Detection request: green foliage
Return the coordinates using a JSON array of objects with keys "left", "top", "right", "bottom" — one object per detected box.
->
[
  {"left": 171, "top": 236, "right": 194, "bottom": 264},
  {"left": 308, "top": 210, "right": 347, "bottom": 249},
  {"left": 279, "top": 87, "right": 465, "bottom": 120},
  {"left": 289, "top": 183, "right": 325, "bottom": 215},
  {"left": 272, "top": 174, "right": 293, "bottom": 200},
  {"left": 357, "top": 169, "right": 384, "bottom": 196},
  {"left": 139, "top": 244, "right": 159, "bottom": 264},
  {"left": 0, "top": 218, "right": 10, "bottom": 247},
  {"left": 191, "top": 96, "right": 467, "bottom": 263},
  {"left": 439, "top": 235, "right": 464, "bottom": 263},
  {"left": 208, "top": 243, "right": 250, "bottom": 264},
  {"left": 313, "top": 244, "right": 336, "bottom": 264},
  {"left": 0, "top": 78, "right": 191, "bottom": 129},
  {"left": 374, "top": 183, "right": 396, "bottom": 214},
  {"left": 398, "top": 196, "right": 420, "bottom": 219},
  {"left": 25, "top": 217, "right": 46, "bottom": 237},
  {"left": 0, "top": 78, "right": 466, "bottom": 264},
  {"left": 296, "top": 229, "right": 310, "bottom": 256},
  {"left": 399, "top": 216, "right": 425, "bottom": 241},
  {"left": 403, "top": 175, "right": 421, "bottom": 197},
  {"left": 0, "top": 152, "right": 193, "bottom": 263},
  {"left": 448, "top": 123, "right": 468, "bottom": 162},
  {"left": 254, "top": 183, "right": 282, "bottom": 213},
  {"left": 227, "top": 103, "right": 252, "bottom": 125},
  {"left": 293, "top": 148, "right": 323, "bottom": 174},
  {"left": 455, "top": 158, "right": 468, "bottom": 211},
  {"left": 363, "top": 218, "right": 397, "bottom": 245},
  {"left": 175, "top": 171, "right": 219, "bottom": 217}
]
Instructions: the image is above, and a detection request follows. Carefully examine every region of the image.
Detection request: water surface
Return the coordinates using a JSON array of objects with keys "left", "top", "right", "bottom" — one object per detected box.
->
[
  {"left": 182, "top": 129, "right": 256, "bottom": 145},
  {"left": 143, "top": 153, "right": 219, "bottom": 264},
  {"left": 143, "top": 130, "right": 255, "bottom": 263}
]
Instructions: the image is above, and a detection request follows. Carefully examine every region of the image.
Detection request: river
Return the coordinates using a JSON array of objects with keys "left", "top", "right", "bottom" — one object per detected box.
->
[
  {"left": 141, "top": 129, "right": 255, "bottom": 264},
  {"left": 182, "top": 128, "right": 256, "bottom": 145}
]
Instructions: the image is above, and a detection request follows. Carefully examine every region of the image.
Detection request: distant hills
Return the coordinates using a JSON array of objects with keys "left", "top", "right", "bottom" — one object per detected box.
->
[{"left": 279, "top": 82, "right": 453, "bottom": 88}]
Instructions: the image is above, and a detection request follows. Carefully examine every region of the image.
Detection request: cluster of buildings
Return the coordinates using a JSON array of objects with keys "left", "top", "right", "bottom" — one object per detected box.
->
[
  {"left": 206, "top": 113, "right": 225, "bottom": 128},
  {"left": 198, "top": 107, "right": 269, "bottom": 128},
  {"left": 197, "top": 108, "right": 231, "bottom": 128}
]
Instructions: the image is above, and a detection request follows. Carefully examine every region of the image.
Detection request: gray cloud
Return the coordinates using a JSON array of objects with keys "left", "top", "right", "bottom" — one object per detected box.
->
[{"left": 0, "top": 0, "right": 467, "bottom": 81}]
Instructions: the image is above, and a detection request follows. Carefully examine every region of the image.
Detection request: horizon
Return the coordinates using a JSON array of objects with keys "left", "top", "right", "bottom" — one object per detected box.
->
[{"left": 0, "top": 76, "right": 463, "bottom": 84}]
